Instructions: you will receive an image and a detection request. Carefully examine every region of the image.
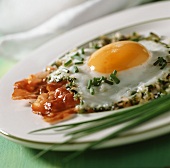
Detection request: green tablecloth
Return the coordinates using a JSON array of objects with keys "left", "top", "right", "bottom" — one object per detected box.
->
[
  {"left": 1, "top": 132, "right": 170, "bottom": 168},
  {"left": 1, "top": 58, "right": 170, "bottom": 168}
]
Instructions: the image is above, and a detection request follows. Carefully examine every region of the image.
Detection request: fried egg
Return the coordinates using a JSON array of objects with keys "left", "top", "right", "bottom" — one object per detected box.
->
[{"left": 49, "top": 40, "right": 169, "bottom": 111}]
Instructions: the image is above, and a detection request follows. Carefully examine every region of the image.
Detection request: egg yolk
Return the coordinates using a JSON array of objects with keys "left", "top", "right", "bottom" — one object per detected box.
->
[{"left": 88, "top": 41, "right": 150, "bottom": 73}]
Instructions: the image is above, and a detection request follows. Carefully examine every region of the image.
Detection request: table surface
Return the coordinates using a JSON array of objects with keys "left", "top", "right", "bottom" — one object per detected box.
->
[
  {"left": 1, "top": 129, "right": 170, "bottom": 168},
  {"left": 1, "top": 2, "right": 170, "bottom": 167}
]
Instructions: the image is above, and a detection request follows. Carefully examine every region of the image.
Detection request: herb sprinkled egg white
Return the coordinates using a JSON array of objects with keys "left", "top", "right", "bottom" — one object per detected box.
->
[{"left": 49, "top": 39, "right": 169, "bottom": 111}]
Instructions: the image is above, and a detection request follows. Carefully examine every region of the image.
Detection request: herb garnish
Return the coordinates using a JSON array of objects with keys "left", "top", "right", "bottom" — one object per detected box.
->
[
  {"left": 75, "top": 61, "right": 84, "bottom": 65},
  {"left": 87, "top": 70, "right": 120, "bottom": 95},
  {"left": 64, "top": 60, "right": 72, "bottom": 67},
  {"left": 153, "top": 57, "right": 169, "bottom": 69},
  {"left": 104, "top": 78, "right": 114, "bottom": 85},
  {"left": 73, "top": 66, "right": 79, "bottom": 73},
  {"left": 71, "top": 55, "right": 84, "bottom": 61},
  {"left": 90, "top": 87, "right": 95, "bottom": 95},
  {"left": 30, "top": 94, "right": 170, "bottom": 162},
  {"left": 87, "top": 79, "right": 92, "bottom": 89},
  {"left": 81, "top": 48, "right": 85, "bottom": 54},
  {"left": 110, "top": 70, "right": 120, "bottom": 84}
]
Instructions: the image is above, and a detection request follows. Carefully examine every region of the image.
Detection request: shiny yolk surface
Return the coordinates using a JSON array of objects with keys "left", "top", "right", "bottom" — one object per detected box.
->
[{"left": 88, "top": 41, "right": 150, "bottom": 73}]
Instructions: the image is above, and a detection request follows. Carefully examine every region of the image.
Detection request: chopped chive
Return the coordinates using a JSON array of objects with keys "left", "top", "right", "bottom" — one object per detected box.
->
[
  {"left": 73, "top": 66, "right": 79, "bottom": 73},
  {"left": 113, "top": 70, "right": 117, "bottom": 75},
  {"left": 158, "top": 57, "right": 164, "bottom": 66},
  {"left": 153, "top": 57, "right": 168, "bottom": 69},
  {"left": 64, "top": 60, "right": 72, "bottom": 67},
  {"left": 101, "top": 76, "right": 106, "bottom": 80},
  {"left": 104, "top": 79, "right": 114, "bottom": 85},
  {"left": 160, "top": 62, "right": 167, "bottom": 69},
  {"left": 110, "top": 71, "right": 120, "bottom": 84},
  {"left": 75, "top": 52, "right": 80, "bottom": 56},
  {"left": 153, "top": 58, "right": 160, "bottom": 66},
  {"left": 80, "top": 100, "right": 84, "bottom": 105},
  {"left": 97, "top": 78, "right": 102, "bottom": 85},
  {"left": 90, "top": 88, "right": 95, "bottom": 95},
  {"left": 150, "top": 32, "right": 161, "bottom": 41},
  {"left": 93, "top": 78, "right": 97, "bottom": 85},
  {"left": 87, "top": 80, "right": 92, "bottom": 89},
  {"left": 99, "top": 77, "right": 104, "bottom": 82},
  {"left": 94, "top": 44, "right": 101, "bottom": 49},
  {"left": 62, "top": 68, "right": 70, "bottom": 73},
  {"left": 93, "top": 77, "right": 102, "bottom": 86},
  {"left": 81, "top": 48, "right": 85, "bottom": 54},
  {"left": 111, "top": 75, "right": 120, "bottom": 84},
  {"left": 71, "top": 55, "right": 84, "bottom": 61},
  {"left": 110, "top": 70, "right": 120, "bottom": 84},
  {"left": 75, "top": 61, "right": 84, "bottom": 65}
]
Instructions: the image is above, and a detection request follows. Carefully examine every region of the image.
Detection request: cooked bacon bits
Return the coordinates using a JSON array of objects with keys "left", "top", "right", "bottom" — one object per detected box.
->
[
  {"left": 43, "top": 108, "right": 77, "bottom": 123},
  {"left": 32, "top": 87, "right": 79, "bottom": 123},
  {"left": 12, "top": 71, "right": 80, "bottom": 123},
  {"left": 12, "top": 72, "right": 49, "bottom": 99},
  {"left": 32, "top": 87, "right": 79, "bottom": 114}
]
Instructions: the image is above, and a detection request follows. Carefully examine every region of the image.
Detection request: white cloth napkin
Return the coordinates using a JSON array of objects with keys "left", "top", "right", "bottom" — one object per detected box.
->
[{"left": 0, "top": 0, "right": 154, "bottom": 61}]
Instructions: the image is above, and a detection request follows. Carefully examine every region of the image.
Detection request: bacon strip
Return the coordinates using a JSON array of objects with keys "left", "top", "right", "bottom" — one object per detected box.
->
[
  {"left": 12, "top": 72, "right": 49, "bottom": 100},
  {"left": 12, "top": 71, "right": 80, "bottom": 123}
]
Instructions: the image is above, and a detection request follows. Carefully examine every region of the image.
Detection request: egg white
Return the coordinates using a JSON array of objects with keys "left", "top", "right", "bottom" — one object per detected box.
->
[{"left": 49, "top": 40, "right": 169, "bottom": 111}]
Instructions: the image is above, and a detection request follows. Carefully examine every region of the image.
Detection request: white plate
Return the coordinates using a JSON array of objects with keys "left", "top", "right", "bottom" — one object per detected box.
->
[{"left": 0, "top": 1, "right": 170, "bottom": 151}]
